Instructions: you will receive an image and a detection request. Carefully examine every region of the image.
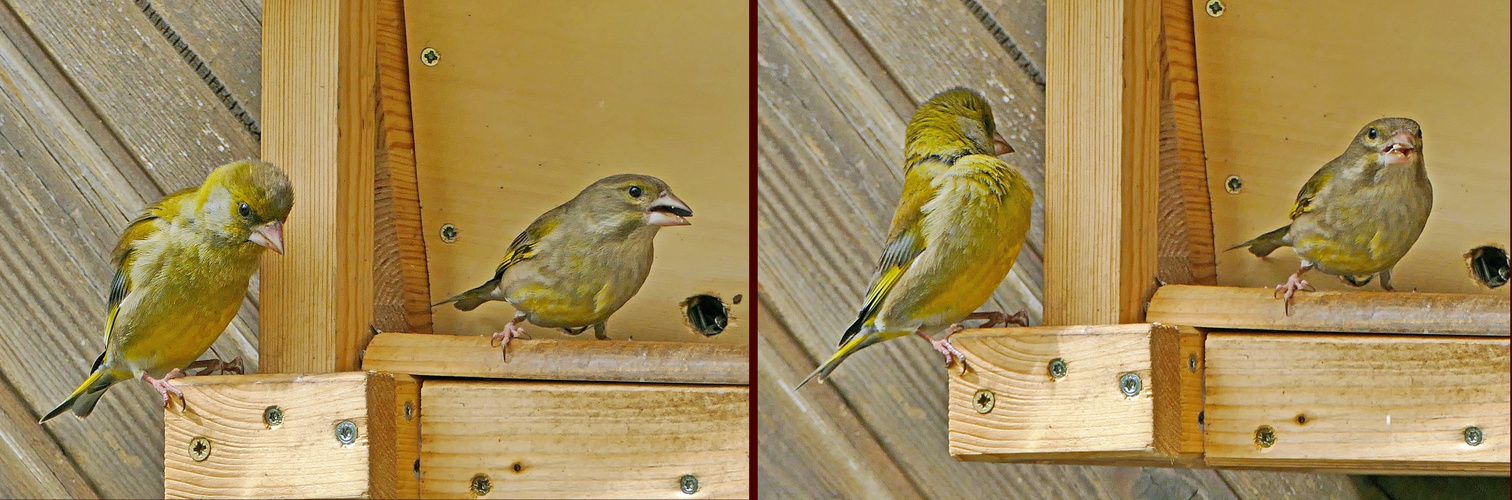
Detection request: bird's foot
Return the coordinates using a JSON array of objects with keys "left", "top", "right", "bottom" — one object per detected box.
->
[
  {"left": 144, "top": 369, "right": 186, "bottom": 410},
  {"left": 1273, "top": 274, "right": 1314, "bottom": 316},
  {"left": 921, "top": 327, "right": 970, "bottom": 375},
  {"left": 186, "top": 357, "right": 244, "bottom": 376},
  {"left": 967, "top": 310, "right": 1029, "bottom": 328},
  {"left": 490, "top": 322, "right": 531, "bottom": 361}
]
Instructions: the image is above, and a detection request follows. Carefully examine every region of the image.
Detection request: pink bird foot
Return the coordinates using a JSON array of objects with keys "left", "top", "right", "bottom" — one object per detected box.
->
[
  {"left": 490, "top": 316, "right": 531, "bottom": 362},
  {"left": 1273, "top": 268, "right": 1315, "bottom": 316},
  {"left": 143, "top": 368, "right": 186, "bottom": 410},
  {"left": 919, "top": 325, "right": 970, "bottom": 375}
]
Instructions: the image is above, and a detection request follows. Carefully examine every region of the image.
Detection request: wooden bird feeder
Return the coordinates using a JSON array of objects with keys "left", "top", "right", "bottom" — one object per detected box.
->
[
  {"left": 162, "top": 1, "right": 750, "bottom": 498},
  {"left": 946, "top": 0, "right": 1510, "bottom": 476}
]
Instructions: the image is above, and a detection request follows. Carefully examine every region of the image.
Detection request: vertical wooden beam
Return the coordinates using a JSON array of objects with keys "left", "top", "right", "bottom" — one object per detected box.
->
[
  {"left": 1155, "top": 0, "right": 1216, "bottom": 286},
  {"left": 261, "top": 0, "right": 377, "bottom": 372},
  {"left": 1045, "top": 0, "right": 1163, "bottom": 325},
  {"left": 373, "top": 0, "right": 432, "bottom": 334}
]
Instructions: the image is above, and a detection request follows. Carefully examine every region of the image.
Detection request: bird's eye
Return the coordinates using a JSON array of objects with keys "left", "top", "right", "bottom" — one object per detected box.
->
[
  {"left": 1417, "top": 129, "right": 1423, "bottom": 138},
  {"left": 1367, "top": 128, "right": 1378, "bottom": 140},
  {"left": 237, "top": 202, "right": 251, "bottom": 218},
  {"left": 627, "top": 186, "right": 643, "bottom": 198}
]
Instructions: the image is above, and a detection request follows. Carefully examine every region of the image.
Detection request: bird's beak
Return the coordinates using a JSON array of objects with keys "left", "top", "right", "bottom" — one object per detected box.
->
[
  {"left": 249, "top": 221, "right": 285, "bottom": 255},
  {"left": 647, "top": 193, "right": 693, "bottom": 227},
  {"left": 1381, "top": 132, "right": 1418, "bottom": 165},
  {"left": 993, "top": 131, "right": 1013, "bottom": 156}
]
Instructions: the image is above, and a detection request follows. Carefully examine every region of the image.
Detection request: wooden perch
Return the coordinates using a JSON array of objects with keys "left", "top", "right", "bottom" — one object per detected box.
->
[
  {"left": 1146, "top": 285, "right": 1511, "bottom": 335},
  {"left": 1204, "top": 333, "right": 1510, "bottom": 475},
  {"left": 361, "top": 332, "right": 749, "bottom": 385},
  {"left": 948, "top": 324, "right": 1204, "bottom": 466}
]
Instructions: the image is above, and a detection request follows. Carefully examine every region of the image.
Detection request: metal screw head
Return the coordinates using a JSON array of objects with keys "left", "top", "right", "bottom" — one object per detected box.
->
[
  {"left": 421, "top": 47, "right": 440, "bottom": 66},
  {"left": 972, "top": 389, "right": 996, "bottom": 414},
  {"left": 469, "top": 473, "right": 492, "bottom": 496},
  {"left": 679, "top": 474, "right": 699, "bottom": 495},
  {"left": 335, "top": 420, "right": 358, "bottom": 445},
  {"left": 1255, "top": 425, "right": 1277, "bottom": 448},
  {"left": 440, "top": 223, "right": 459, "bottom": 243},
  {"left": 1119, "top": 373, "right": 1143, "bottom": 397},
  {"left": 188, "top": 436, "right": 211, "bottom": 461},
  {"left": 1206, "top": 0, "right": 1225, "bottom": 17},
  {"left": 1188, "top": 354, "right": 1197, "bottom": 373},
  {"left": 1465, "top": 426, "right": 1484, "bottom": 446},
  {"left": 263, "top": 406, "right": 283, "bottom": 427},
  {"left": 1048, "top": 358, "right": 1067, "bottom": 379},
  {"left": 404, "top": 401, "right": 414, "bottom": 421},
  {"left": 1224, "top": 175, "right": 1243, "bottom": 194}
]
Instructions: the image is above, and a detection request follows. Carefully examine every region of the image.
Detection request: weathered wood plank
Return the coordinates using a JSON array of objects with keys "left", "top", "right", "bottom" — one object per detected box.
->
[
  {"left": 1155, "top": 0, "right": 1216, "bottom": 286},
  {"left": 0, "top": 373, "right": 98, "bottom": 498},
  {"left": 971, "top": 0, "right": 1047, "bottom": 84},
  {"left": 362, "top": 333, "right": 749, "bottom": 385},
  {"left": 1146, "top": 285, "right": 1511, "bottom": 336},
  {"left": 372, "top": 0, "right": 431, "bottom": 333},
  {"left": 138, "top": 0, "right": 263, "bottom": 135}
]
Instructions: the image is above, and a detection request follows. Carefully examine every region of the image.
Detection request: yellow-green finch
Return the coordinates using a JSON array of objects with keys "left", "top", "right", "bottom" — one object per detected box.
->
[
  {"left": 1229, "top": 117, "right": 1431, "bottom": 314},
  {"left": 435, "top": 174, "right": 692, "bottom": 357},
  {"left": 42, "top": 160, "right": 292, "bottom": 422},
  {"left": 799, "top": 87, "right": 1031, "bottom": 388}
]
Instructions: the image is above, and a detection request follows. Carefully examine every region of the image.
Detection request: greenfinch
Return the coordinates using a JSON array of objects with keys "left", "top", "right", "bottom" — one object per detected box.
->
[
  {"left": 42, "top": 160, "right": 293, "bottom": 422},
  {"left": 798, "top": 87, "right": 1032, "bottom": 388},
  {"left": 1229, "top": 117, "right": 1431, "bottom": 314},
  {"left": 434, "top": 174, "right": 692, "bottom": 357}
]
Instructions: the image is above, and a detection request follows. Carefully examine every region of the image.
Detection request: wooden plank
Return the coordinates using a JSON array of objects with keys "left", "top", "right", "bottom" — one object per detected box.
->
[
  {"left": 948, "top": 324, "right": 1196, "bottom": 465},
  {"left": 138, "top": 0, "right": 263, "bottom": 135},
  {"left": 420, "top": 380, "right": 748, "bottom": 499},
  {"left": 362, "top": 333, "right": 748, "bottom": 385},
  {"left": 163, "top": 372, "right": 398, "bottom": 499},
  {"left": 1156, "top": 0, "right": 1216, "bottom": 286},
  {"left": 1192, "top": 0, "right": 1510, "bottom": 296},
  {"left": 261, "top": 0, "right": 377, "bottom": 373},
  {"left": 373, "top": 0, "right": 432, "bottom": 334},
  {"left": 1204, "top": 333, "right": 1511, "bottom": 475},
  {"left": 755, "top": 302, "right": 924, "bottom": 500},
  {"left": 0, "top": 373, "right": 97, "bottom": 498},
  {"left": 406, "top": 0, "right": 749, "bottom": 345},
  {"left": 1044, "top": 0, "right": 1162, "bottom": 325},
  {"left": 394, "top": 374, "right": 420, "bottom": 499},
  {"left": 972, "top": 0, "right": 1047, "bottom": 81},
  {"left": 1147, "top": 285, "right": 1511, "bottom": 336}
]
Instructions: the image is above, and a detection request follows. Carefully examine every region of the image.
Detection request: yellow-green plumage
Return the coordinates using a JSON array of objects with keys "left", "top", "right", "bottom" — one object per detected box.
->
[
  {"left": 800, "top": 87, "right": 1032, "bottom": 387},
  {"left": 43, "top": 160, "right": 293, "bottom": 422}
]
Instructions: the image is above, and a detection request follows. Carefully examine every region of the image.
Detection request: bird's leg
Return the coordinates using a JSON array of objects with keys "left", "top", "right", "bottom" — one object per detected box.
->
[
  {"left": 917, "top": 326, "right": 970, "bottom": 376},
  {"left": 1380, "top": 269, "right": 1396, "bottom": 292},
  {"left": 1273, "top": 264, "right": 1315, "bottom": 316},
  {"left": 490, "top": 313, "right": 531, "bottom": 361},
  {"left": 965, "top": 310, "right": 1029, "bottom": 328},
  {"left": 593, "top": 323, "right": 608, "bottom": 341},
  {"left": 143, "top": 369, "right": 187, "bottom": 410},
  {"left": 185, "top": 356, "right": 244, "bottom": 376}
]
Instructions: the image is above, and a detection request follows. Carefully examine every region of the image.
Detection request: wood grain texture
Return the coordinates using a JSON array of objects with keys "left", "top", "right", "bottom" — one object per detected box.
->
[
  {"left": 1044, "top": 0, "right": 1162, "bottom": 325},
  {"left": 1147, "top": 285, "right": 1512, "bottom": 335},
  {"left": 420, "top": 380, "right": 749, "bottom": 499},
  {"left": 947, "top": 324, "right": 1195, "bottom": 464},
  {"left": 145, "top": 0, "right": 263, "bottom": 132},
  {"left": 373, "top": 0, "right": 431, "bottom": 334},
  {"left": 407, "top": 0, "right": 749, "bottom": 345},
  {"left": 362, "top": 333, "right": 748, "bottom": 385},
  {"left": 1204, "top": 333, "right": 1511, "bottom": 475},
  {"left": 394, "top": 374, "right": 420, "bottom": 499},
  {"left": 163, "top": 372, "right": 398, "bottom": 499},
  {"left": 0, "top": 373, "right": 97, "bottom": 498},
  {"left": 261, "top": 0, "right": 376, "bottom": 373},
  {"left": 974, "top": 0, "right": 1047, "bottom": 79},
  {"left": 1192, "top": 0, "right": 1510, "bottom": 296},
  {"left": 756, "top": 301, "right": 924, "bottom": 500},
  {"left": 1156, "top": 0, "right": 1216, "bottom": 286}
]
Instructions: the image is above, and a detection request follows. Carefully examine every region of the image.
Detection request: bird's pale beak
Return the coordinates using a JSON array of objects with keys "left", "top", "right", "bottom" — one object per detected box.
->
[
  {"left": 992, "top": 131, "right": 1013, "bottom": 156},
  {"left": 647, "top": 193, "right": 693, "bottom": 227},
  {"left": 249, "top": 221, "right": 285, "bottom": 255},
  {"left": 1381, "top": 132, "right": 1418, "bottom": 165}
]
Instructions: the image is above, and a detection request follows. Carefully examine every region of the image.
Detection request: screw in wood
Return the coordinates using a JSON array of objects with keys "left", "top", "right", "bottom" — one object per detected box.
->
[
  {"left": 972, "top": 389, "right": 995, "bottom": 414},
  {"left": 470, "top": 473, "right": 492, "bottom": 497},
  {"left": 1048, "top": 358, "right": 1067, "bottom": 380},
  {"left": 440, "top": 223, "right": 459, "bottom": 243},
  {"left": 1224, "top": 175, "right": 1243, "bottom": 194},
  {"left": 421, "top": 47, "right": 440, "bottom": 67},
  {"left": 404, "top": 401, "right": 415, "bottom": 421},
  {"left": 679, "top": 474, "right": 699, "bottom": 495},
  {"left": 335, "top": 420, "right": 358, "bottom": 445},
  {"left": 1255, "top": 425, "right": 1277, "bottom": 448},
  {"left": 263, "top": 406, "right": 283, "bottom": 428},
  {"left": 188, "top": 436, "right": 211, "bottom": 462},
  {"left": 1119, "top": 373, "right": 1142, "bottom": 397},
  {"left": 1206, "top": 0, "right": 1225, "bottom": 17},
  {"left": 1188, "top": 354, "right": 1197, "bottom": 373},
  {"left": 1465, "top": 426, "right": 1484, "bottom": 446}
]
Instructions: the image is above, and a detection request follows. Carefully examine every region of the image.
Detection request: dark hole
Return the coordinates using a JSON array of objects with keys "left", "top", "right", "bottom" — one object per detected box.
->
[
  {"left": 977, "top": 394, "right": 990, "bottom": 406},
  {"left": 732, "top": 294, "right": 743, "bottom": 305},
  {"left": 683, "top": 294, "right": 728, "bottom": 336},
  {"left": 1296, "top": 414, "right": 1307, "bottom": 425},
  {"left": 1468, "top": 246, "right": 1509, "bottom": 288},
  {"left": 413, "top": 459, "right": 421, "bottom": 475},
  {"left": 1197, "top": 411, "right": 1205, "bottom": 425},
  {"left": 512, "top": 462, "right": 523, "bottom": 473}
]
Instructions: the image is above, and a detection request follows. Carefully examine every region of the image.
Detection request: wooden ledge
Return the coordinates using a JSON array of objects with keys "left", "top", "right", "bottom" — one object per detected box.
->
[
  {"left": 1146, "top": 285, "right": 1510, "bottom": 335},
  {"left": 361, "top": 332, "right": 749, "bottom": 385}
]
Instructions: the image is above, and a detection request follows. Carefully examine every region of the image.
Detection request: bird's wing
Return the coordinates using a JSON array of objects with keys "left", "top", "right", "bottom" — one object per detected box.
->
[
  {"left": 1288, "top": 162, "right": 1340, "bottom": 220},
  {"left": 491, "top": 216, "right": 561, "bottom": 281},
  {"left": 103, "top": 187, "right": 192, "bottom": 347},
  {"left": 836, "top": 168, "right": 934, "bottom": 347}
]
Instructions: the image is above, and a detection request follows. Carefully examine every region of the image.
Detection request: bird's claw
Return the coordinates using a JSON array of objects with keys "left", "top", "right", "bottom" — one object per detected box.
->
[
  {"left": 1274, "top": 274, "right": 1313, "bottom": 316},
  {"left": 490, "top": 322, "right": 531, "bottom": 361},
  {"left": 933, "top": 325, "right": 970, "bottom": 375},
  {"left": 187, "top": 357, "right": 244, "bottom": 376},
  {"left": 145, "top": 369, "right": 186, "bottom": 410}
]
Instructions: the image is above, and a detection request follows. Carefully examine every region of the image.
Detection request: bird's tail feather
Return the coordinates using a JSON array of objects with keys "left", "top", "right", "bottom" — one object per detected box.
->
[
  {"left": 41, "top": 364, "right": 123, "bottom": 423},
  {"left": 432, "top": 280, "right": 499, "bottom": 311},
  {"left": 1227, "top": 225, "right": 1291, "bottom": 257},
  {"left": 797, "top": 332, "right": 882, "bottom": 389}
]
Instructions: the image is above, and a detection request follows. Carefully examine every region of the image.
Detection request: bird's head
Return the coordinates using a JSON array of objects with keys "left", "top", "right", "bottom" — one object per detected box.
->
[
  {"left": 198, "top": 160, "right": 294, "bottom": 254},
  {"left": 905, "top": 87, "right": 1013, "bottom": 165},
  {"left": 1352, "top": 117, "right": 1423, "bottom": 167},
  {"left": 577, "top": 174, "right": 692, "bottom": 233}
]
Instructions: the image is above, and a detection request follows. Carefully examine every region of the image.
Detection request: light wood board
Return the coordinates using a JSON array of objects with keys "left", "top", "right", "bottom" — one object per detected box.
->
[
  {"left": 1192, "top": 0, "right": 1511, "bottom": 296},
  {"left": 1147, "top": 284, "right": 1511, "bottom": 335},
  {"left": 362, "top": 332, "right": 748, "bottom": 385},
  {"left": 406, "top": 0, "right": 750, "bottom": 344}
]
